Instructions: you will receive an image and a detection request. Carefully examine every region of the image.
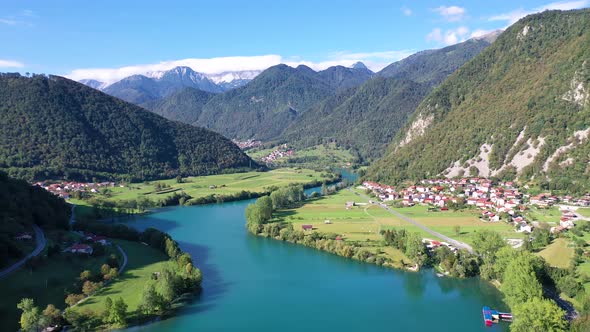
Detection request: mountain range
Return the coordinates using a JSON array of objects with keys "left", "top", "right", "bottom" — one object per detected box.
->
[
  {"left": 367, "top": 9, "right": 590, "bottom": 192},
  {"left": 140, "top": 63, "right": 375, "bottom": 140},
  {"left": 281, "top": 36, "right": 495, "bottom": 160},
  {"left": 0, "top": 73, "right": 255, "bottom": 181},
  {"left": 81, "top": 67, "right": 262, "bottom": 104}
]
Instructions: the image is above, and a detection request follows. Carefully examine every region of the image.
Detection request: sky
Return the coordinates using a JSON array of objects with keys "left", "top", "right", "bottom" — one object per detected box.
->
[{"left": 0, "top": 0, "right": 588, "bottom": 83}]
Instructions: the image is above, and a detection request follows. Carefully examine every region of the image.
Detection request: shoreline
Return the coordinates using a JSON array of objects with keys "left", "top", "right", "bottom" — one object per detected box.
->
[{"left": 81, "top": 175, "right": 343, "bottom": 221}]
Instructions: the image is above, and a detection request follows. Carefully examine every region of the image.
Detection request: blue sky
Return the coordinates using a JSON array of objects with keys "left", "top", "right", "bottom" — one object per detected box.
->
[{"left": 0, "top": 0, "right": 588, "bottom": 82}]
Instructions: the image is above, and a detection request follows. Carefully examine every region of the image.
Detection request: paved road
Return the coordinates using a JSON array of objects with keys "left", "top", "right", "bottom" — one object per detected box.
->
[
  {"left": 350, "top": 189, "right": 474, "bottom": 253},
  {"left": 69, "top": 204, "right": 76, "bottom": 225},
  {"left": 0, "top": 224, "right": 46, "bottom": 279},
  {"left": 116, "top": 244, "right": 128, "bottom": 274}
]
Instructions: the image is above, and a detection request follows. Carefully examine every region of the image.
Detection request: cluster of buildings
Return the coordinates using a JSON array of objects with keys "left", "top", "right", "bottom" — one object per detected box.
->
[
  {"left": 232, "top": 139, "right": 262, "bottom": 150},
  {"left": 260, "top": 144, "right": 295, "bottom": 163},
  {"left": 362, "top": 177, "right": 589, "bottom": 235},
  {"left": 423, "top": 238, "right": 458, "bottom": 253},
  {"left": 34, "top": 181, "right": 116, "bottom": 199},
  {"left": 67, "top": 232, "right": 110, "bottom": 255}
]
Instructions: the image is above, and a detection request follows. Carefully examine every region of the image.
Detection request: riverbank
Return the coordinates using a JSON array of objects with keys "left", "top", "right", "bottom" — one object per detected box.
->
[
  {"left": 70, "top": 168, "right": 339, "bottom": 221},
  {"left": 119, "top": 197, "right": 509, "bottom": 331}
]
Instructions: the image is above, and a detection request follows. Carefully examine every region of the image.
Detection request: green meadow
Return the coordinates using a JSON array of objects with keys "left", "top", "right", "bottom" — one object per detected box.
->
[
  {"left": 0, "top": 232, "right": 121, "bottom": 332},
  {"left": 73, "top": 240, "right": 168, "bottom": 314},
  {"left": 72, "top": 168, "right": 331, "bottom": 212}
]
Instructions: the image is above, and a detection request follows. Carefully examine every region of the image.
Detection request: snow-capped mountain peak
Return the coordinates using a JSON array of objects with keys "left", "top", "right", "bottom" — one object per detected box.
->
[{"left": 206, "top": 70, "right": 262, "bottom": 84}]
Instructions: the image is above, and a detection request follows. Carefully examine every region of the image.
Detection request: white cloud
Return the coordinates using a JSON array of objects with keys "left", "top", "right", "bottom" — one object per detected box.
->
[
  {"left": 426, "top": 27, "right": 470, "bottom": 46},
  {"left": 66, "top": 51, "right": 415, "bottom": 84},
  {"left": 0, "top": 18, "right": 17, "bottom": 25},
  {"left": 22, "top": 10, "right": 37, "bottom": 17},
  {"left": 490, "top": 0, "right": 590, "bottom": 25},
  {"left": 401, "top": 6, "right": 412, "bottom": 16},
  {"left": 0, "top": 59, "right": 24, "bottom": 68},
  {"left": 433, "top": 5, "right": 466, "bottom": 22}
]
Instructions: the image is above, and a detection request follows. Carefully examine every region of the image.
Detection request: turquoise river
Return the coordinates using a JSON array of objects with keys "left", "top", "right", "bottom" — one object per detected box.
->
[{"left": 127, "top": 185, "right": 509, "bottom": 331}]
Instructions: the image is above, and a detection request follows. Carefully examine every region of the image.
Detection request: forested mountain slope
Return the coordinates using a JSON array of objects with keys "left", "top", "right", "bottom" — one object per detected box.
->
[
  {"left": 141, "top": 87, "right": 214, "bottom": 124},
  {"left": 0, "top": 171, "right": 70, "bottom": 265},
  {"left": 281, "top": 37, "right": 493, "bottom": 160},
  {"left": 367, "top": 9, "right": 590, "bottom": 192},
  {"left": 144, "top": 64, "right": 374, "bottom": 140},
  {"left": 0, "top": 74, "right": 254, "bottom": 181}
]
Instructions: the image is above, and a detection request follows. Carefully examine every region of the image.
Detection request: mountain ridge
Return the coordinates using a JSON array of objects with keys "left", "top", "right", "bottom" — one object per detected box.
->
[
  {"left": 366, "top": 9, "right": 590, "bottom": 192},
  {"left": 0, "top": 73, "right": 255, "bottom": 181}
]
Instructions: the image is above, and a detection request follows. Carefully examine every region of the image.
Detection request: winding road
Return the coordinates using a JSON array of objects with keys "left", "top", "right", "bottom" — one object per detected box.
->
[
  {"left": 0, "top": 224, "right": 46, "bottom": 279},
  {"left": 350, "top": 189, "right": 474, "bottom": 253}
]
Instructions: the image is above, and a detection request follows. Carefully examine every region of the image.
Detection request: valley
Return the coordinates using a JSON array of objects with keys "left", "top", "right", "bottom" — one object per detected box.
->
[{"left": 3, "top": 4, "right": 590, "bottom": 332}]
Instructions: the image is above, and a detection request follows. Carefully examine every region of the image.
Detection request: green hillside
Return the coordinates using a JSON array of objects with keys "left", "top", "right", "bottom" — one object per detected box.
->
[
  {"left": 281, "top": 37, "right": 492, "bottom": 160},
  {"left": 367, "top": 9, "right": 590, "bottom": 192},
  {"left": 141, "top": 87, "right": 214, "bottom": 124},
  {"left": 0, "top": 74, "right": 254, "bottom": 181},
  {"left": 0, "top": 171, "right": 70, "bottom": 266}
]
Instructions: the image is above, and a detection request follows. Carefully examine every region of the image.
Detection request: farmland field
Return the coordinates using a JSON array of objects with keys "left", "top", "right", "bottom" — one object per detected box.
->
[{"left": 72, "top": 168, "right": 332, "bottom": 214}]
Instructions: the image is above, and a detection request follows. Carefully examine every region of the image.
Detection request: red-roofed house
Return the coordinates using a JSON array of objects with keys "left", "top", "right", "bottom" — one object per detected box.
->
[{"left": 71, "top": 244, "right": 93, "bottom": 255}]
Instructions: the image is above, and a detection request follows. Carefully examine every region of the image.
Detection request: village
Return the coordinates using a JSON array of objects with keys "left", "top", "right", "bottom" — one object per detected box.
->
[
  {"left": 232, "top": 139, "right": 263, "bottom": 150},
  {"left": 361, "top": 177, "right": 590, "bottom": 237},
  {"left": 33, "top": 181, "right": 117, "bottom": 199},
  {"left": 260, "top": 144, "right": 295, "bottom": 163}
]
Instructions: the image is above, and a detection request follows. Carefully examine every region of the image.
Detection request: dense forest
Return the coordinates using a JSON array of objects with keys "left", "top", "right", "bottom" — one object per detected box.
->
[
  {"left": 367, "top": 9, "right": 590, "bottom": 191},
  {"left": 0, "top": 171, "right": 70, "bottom": 265},
  {"left": 141, "top": 87, "right": 214, "bottom": 125},
  {"left": 0, "top": 74, "right": 255, "bottom": 181},
  {"left": 280, "top": 37, "right": 493, "bottom": 160}
]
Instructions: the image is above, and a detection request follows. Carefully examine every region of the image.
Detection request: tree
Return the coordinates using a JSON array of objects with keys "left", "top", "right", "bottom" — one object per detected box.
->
[
  {"left": 405, "top": 233, "right": 428, "bottom": 266},
  {"left": 511, "top": 298, "right": 567, "bottom": 332},
  {"left": 41, "top": 304, "right": 61, "bottom": 327},
  {"left": 17, "top": 298, "right": 41, "bottom": 332},
  {"left": 502, "top": 253, "right": 544, "bottom": 306},
  {"left": 159, "top": 269, "right": 177, "bottom": 302},
  {"left": 101, "top": 264, "right": 111, "bottom": 277},
  {"left": 472, "top": 230, "right": 506, "bottom": 261},
  {"left": 102, "top": 297, "right": 113, "bottom": 323},
  {"left": 138, "top": 283, "right": 165, "bottom": 315},
  {"left": 65, "top": 293, "right": 85, "bottom": 306},
  {"left": 493, "top": 246, "right": 520, "bottom": 282},
  {"left": 255, "top": 196, "right": 273, "bottom": 221},
  {"left": 105, "top": 297, "right": 127, "bottom": 326},
  {"left": 245, "top": 204, "right": 264, "bottom": 225},
  {"left": 79, "top": 270, "right": 92, "bottom": 281},
  {"left": 531, "top": 228, "right": 551, "bottom": 249},
  {"left": 82, "top": 280, "right": 102, "bottom": 296}
]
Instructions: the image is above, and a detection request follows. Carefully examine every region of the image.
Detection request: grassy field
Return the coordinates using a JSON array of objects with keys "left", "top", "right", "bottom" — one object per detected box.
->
[
  {"left": 275, "top": 190, "right": 410, "bottom": 267},
  {"left": 0, "top": 232, "right": 121, "bottom": 331},
  {"left": 537, "top": 238, "right": 574, "bottom": 268},
  {"left": 277, "top": 188, "right": 522, "bottom": 262},
  {"left": 74, "top": 240, "right": 168, "bottom": 314},
  {"left": 72, "top": 168, "right": 331, "bottom": 213},
  {"left": 247, "top": 143, "right": 355, "bottom": 168},
  {"left": 524, "top": 206, "right": 561, "bottom": 224},
  {"left": 577, "top": 208, "right": 590, "bottom": 218},
  {"left": 387, "top": 205, "right": 524, "bottom": 246}
]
